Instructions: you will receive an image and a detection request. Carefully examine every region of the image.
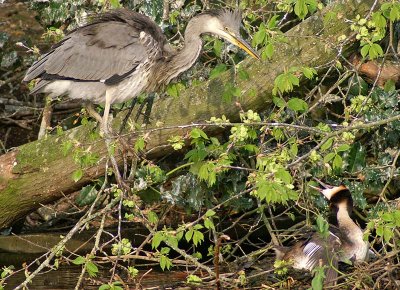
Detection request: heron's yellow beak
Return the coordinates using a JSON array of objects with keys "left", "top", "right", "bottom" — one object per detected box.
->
[{"left": 224, "top": 32, "right": 260, "bottom": 60}]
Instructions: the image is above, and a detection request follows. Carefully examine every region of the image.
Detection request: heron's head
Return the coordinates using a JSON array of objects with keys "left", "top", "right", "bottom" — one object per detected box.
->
[
  {"left": 310, "top": 181, "right": 353, "bottom": 210},
  {"left": 196, "top": 9, "right": 260, "bottom": 60}
]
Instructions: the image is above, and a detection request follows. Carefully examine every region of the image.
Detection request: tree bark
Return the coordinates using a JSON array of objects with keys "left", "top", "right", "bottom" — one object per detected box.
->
[{"left": 0, "top": 0, "right": 379, "bottom": 228}]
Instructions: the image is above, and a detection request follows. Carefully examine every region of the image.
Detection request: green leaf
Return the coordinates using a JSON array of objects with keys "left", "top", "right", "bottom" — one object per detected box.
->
[
  {"left": 213, "top": 39, "right": 223, "bottom": 58},
  {"left": 252, "top": 23, "right": 266, "bottom": 46},
  {"left": 238, "top": 68, "right": 249, "bottom": 80},
  {"left": 109, "top": 0, "right": 121, "bottom": 8},
  {"left": 333, "top": 154, "right": 343, "bottom": 170},
  {"left": 205, "top": 209, "right": 216, "bottom": 217},
  {"left": 272, "top": 96, "right": 286, "bottom": 108},
  {"left": 99, "top": 284, "right": 111, "bottom": 290},
  {"left": 204, "top": 218, "right": 215, "bottom": 229},
  {"left": 185, "top": 229, "right": 194, "bottom": 242},
  {"left": 192, "top": 230, "right": 204, "bottom": 246},
  {"left": 166, "top": 83, "right": 185, "bottom": 98},
  {"left": 152, "top": 231, "right": 164, "bottom": 249},
  {"left": 190, "top": 128, "right": 208, "bottom": 140},
  {"left": 320, "top": 138, "right": 334, "bottom": 151},
  {"left": 337, "top": 144, "right": 350, "bottom": 152},
  {"left": 287, "top": 98, "right": 308, "bottom": 112},
  {"left": 86, "top": 261, "right": 98, "bottom": 277},
  {"left": 369, "top": 43, "right": 383, "bottom": 59},
  {"left": 134, "top": 137, "right": 145, "bottom": 151},
  {"left": 381, "top": 212, "right": 393, "bottom": 222},
  {"left": 75, "top": 185, "right": 97, "bottom": 206},
  {"left": 311, "top": 266, "right": 325, "bottom": 290},
  {"left": 389, "top": 4, "right": 400, "bottom": 22},
  {"left": 148, "top": 211, "right": 159, "bottom": 224},
  {"left": 160, "top": 255, "right": 172, "bottom": 270},
  {"left": 275, "top": 168, "right": 292, "bottom": 184},
  {"left": 187, "top": 274, "right": 202, "bottom": 284},
  {"left": 273, "top": 72, "right": 300, "bottom": 94},
  {"left": 72, "top": 256, "right": 85, "bottom": 265},
  {"left": 294, "top": 0, "right": 308, "bottom": 19},
  {"left": 72, "top": 169, "right": 83, "bottom": 182},
  {"left": 384, "top": 79, "right": 396, "bottom": 92},
  {"left": 360, "top": 44, "right": 370, "bottom": 58},
  {"left": 323, "top": 152, "right": 336, "bottom": 163},
  {"left": 261, "top": 43, "right": 274, "bottom": 60},
  {"left": 210, "top": 64, "right": 227, "bottom": 79},
  {"left": 346, "top": 142, "right": 366, "bottom": 172},
  {"left": 383, "top": 226, "right": 394, "bottom": 242},
  {"left": 302, "top": 67, "right": 317, "bottom": 79},
  {"left": 61, "top": 140, "right": 73, "bottom": 156}
]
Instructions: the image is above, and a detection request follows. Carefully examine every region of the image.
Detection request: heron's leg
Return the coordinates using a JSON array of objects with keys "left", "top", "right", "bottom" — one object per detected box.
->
[
  {"left": 118, "top": 93, "right": 155, "bottom": 134},
  {"left": 102, "top": 90, "right": 113, "bottom": 136},
  {"left": 119, "top": 98, "right": 138, "bottom": 134},
  {"left": 141, "top": 93, "right": 155, "bottom": 125}
]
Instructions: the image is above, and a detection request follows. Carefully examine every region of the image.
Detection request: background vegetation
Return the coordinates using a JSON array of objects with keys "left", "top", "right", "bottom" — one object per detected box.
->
[{"left": 0, "top": 0, "right": 399, "bottom": 289}]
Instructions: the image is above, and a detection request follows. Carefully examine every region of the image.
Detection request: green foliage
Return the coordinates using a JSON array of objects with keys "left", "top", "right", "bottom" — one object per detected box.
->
[
  {"left": 311, "top": 265, "right": 326, "bottom": 290},
  {"left": 166, "top": 82, "right": 186, "bottom": 98},
  {"left": 72, "top": 255, "right": 98, "bottom": 277},
  {"left": 274, "top": 259, "right": 291, "bottom": 275},
  {"left": 99, "top": 282, "right": 124, "bottom": 290},
  {"left": 315, "top": 215, "right": 329, "bottom": 239},
  {"left": 159, "top": 247, "right": 173, "bottom": 270},
  {"left": 76, "top": 185, "right": 98, "bottom": 206},
  {"left": 186, "top": 274, "right": 202, "bottom": 285},
  {"left": 185, "top": 224, "right": 204, "bottom": 247},
  {"left": 111, "top": 239, "right": 132, "bottom": 255},
  {"left": 368, "top": 209, "right": 400, "bottom": 243}
]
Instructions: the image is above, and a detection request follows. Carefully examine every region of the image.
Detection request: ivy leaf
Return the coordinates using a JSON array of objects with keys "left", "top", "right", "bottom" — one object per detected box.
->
[
  {"left": 76, "top": 185, "right": 97, "bottom": 206},
  {"left": 346, "top": 142, "right": 366, "bottom": 172}
]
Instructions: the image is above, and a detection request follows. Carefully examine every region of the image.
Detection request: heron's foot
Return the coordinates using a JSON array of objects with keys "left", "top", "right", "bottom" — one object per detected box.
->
[{"left": 99, "top": 118, "right": 113, "bottom": 138}]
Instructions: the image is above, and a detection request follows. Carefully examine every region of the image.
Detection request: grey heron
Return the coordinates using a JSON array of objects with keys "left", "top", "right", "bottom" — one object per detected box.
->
[{"left": 24, "top": 8, "right": 259, "bottom": 135}]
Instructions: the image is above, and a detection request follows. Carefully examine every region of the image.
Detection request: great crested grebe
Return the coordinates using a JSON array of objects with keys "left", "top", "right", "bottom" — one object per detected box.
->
[{"left": 274, "top": 183, "right": 369, "bottom": 284}]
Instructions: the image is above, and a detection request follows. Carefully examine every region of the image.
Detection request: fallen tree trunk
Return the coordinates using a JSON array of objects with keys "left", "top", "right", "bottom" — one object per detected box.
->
[{"left": 0, "top": 0, "right": 379, "bottom": 228}]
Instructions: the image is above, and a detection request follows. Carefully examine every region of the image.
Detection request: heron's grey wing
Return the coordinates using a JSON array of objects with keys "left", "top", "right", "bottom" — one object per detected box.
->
[{"left": 24, "top": 13, "right": 165, "bottom": 84}]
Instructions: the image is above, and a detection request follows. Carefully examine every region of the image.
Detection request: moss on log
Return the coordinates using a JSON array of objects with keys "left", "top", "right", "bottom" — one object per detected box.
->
[{"left": 0, "top": 0, "right": 379, "bottom": 228}]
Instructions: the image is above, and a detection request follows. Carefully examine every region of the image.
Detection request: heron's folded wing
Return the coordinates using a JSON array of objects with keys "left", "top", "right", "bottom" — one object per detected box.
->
[{"left": 24, "top": 11, "right": 166, "bottom": 84}]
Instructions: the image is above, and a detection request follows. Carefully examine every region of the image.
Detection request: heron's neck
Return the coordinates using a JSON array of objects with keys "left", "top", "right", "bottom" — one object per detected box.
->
[{"left": 162, "top": 19, "right": 204, "bottom": 83}]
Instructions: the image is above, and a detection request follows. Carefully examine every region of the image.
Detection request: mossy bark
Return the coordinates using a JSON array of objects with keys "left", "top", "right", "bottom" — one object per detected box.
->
[{"left": 0, "top": 0, "right": 379, "bottom": 228}]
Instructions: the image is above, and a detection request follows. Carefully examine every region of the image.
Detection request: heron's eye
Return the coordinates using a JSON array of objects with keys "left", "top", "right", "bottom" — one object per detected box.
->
[{"left": 224, "top": 27, "right": 229, "bottom": 32}]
